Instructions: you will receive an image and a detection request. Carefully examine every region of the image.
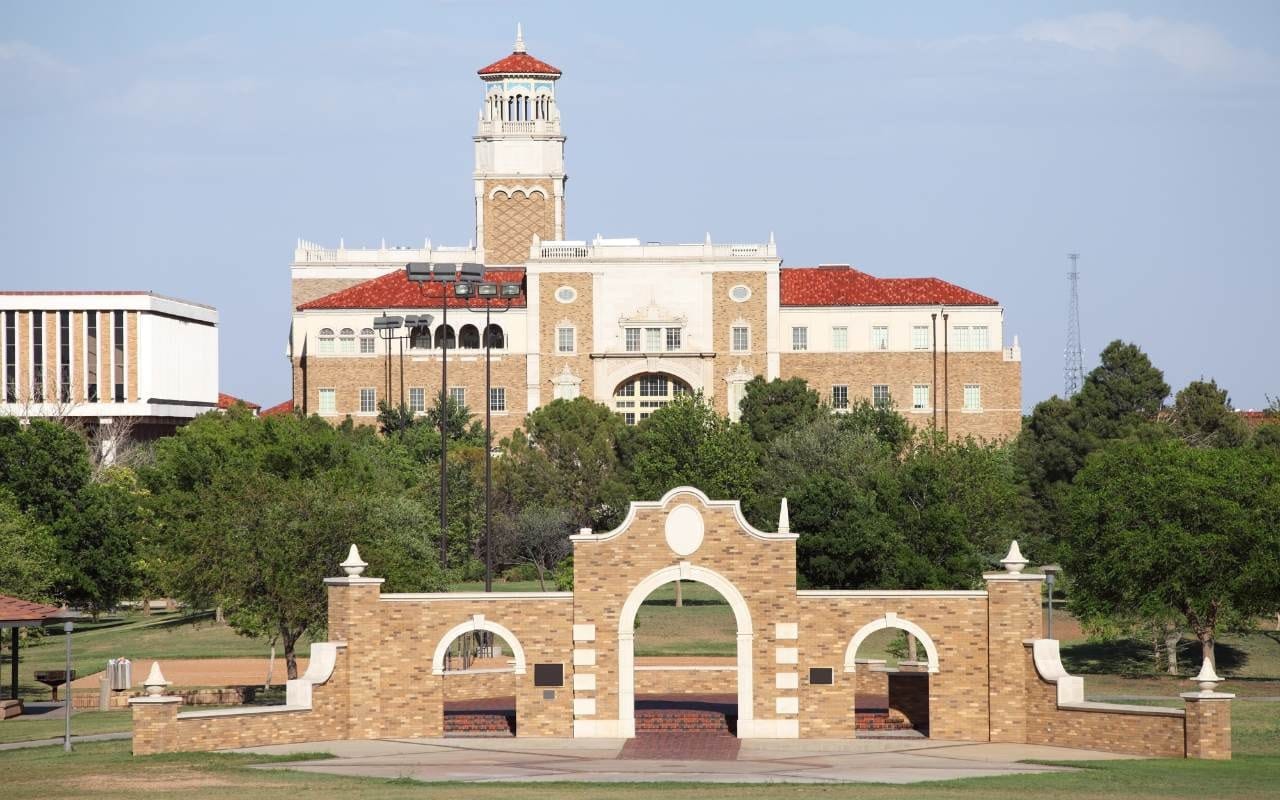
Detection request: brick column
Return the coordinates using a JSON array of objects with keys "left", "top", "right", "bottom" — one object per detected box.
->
[
  {"left": 128, "top": 696, "right": 182, "bottom": 755},
  {"left": 1182, "top": 664, "right": 1234, "bottom": 760},
  {"left": 984, "top": 541, "right": 1045, "bottom": 744},
  {"left": 324, "top": 545, "right": 384, "bottom": 740}
]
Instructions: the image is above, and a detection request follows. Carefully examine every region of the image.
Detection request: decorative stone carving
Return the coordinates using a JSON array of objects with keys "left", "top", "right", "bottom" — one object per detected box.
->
[{"left": 664, "top": 503, "right": 705, "bottom": 557}]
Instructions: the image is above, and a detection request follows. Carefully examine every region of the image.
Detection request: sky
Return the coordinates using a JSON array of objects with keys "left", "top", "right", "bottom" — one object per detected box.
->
[{"left": 2, "top": 1, "right": 1278, "bottom": 411}]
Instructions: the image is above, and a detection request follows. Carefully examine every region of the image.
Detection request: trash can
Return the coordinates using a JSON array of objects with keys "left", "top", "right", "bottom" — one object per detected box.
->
[{"left": 107, "top": 658, "right": 132, "bottom": 691}]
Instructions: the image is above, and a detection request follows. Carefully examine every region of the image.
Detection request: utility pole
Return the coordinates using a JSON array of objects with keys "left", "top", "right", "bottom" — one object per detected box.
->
[{"left": 1064, "top": 253, "right": 1084, "bottom": 397}]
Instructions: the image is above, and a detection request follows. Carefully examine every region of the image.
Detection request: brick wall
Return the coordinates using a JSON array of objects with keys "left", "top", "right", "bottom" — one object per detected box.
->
[
  {"left": 538, "top": 271, "right": 595, "bottom": 404},
  {"left": 779, "top": 351, "right": 1020, "bottom": 441},
  {"left": 711, "top": 272, "right": 768, "bottom": 416},
  {"left": 1184, "top": 696, "right": 1232, "bottom": 760},
  {"left": 986, "top": 575, "right": 1043, "bottom": 743},
  {"left": 484, "top": 181, "right": 555, "bottom": 266},
  {"left": 442, "top": 671, "right": 516, "bottom": 702},
  {"left": 634, "top": 668, "right": 739, "bottom": 695}
]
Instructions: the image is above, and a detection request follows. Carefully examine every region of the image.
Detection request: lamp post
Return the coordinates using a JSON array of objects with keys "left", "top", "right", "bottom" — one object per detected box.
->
[
  {"left": 62, "top": 620, "right": 73, "bottom": 752},
  {"left": 1042, "top": 564, "right": 1062, "bottom": 639},
  {"left": 407, "top": 262, "right": 483, "bottom": 570},
  {"left": 455, "top": 279, "right": 521, "bottom": 592}
]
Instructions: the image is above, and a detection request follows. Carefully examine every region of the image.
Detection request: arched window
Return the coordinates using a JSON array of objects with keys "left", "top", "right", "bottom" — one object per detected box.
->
[
  {"left": 458, "top": 324, "right": 480, "bottom": 349},
  {"left": 338, "top": 327, "right": 356, "bottom": 354},
  {"left": 410, "top": 326, "right": 432, "bottom": 350},
  {"left": 318, "top": 328, "right": 335, "bottom": 355},
  {"left": 484, "top": 324, "right": 505, "bottom": 349},
  {"left": 434, "top": 324, "right": 456, "bottom": 350},
  {"left": 359, "top": 328, "right": 376, "bottom": 354}
]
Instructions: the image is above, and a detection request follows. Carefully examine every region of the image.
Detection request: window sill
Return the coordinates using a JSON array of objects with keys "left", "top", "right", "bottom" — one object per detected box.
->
[
  {"left": 910, "top": 408, "right": 933, "bottom": 414},
  {"left": 961, "top": 408, "right": 983, "bottom": 414}
]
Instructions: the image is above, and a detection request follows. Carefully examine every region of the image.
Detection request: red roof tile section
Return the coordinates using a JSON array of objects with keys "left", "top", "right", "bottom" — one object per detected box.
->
[
  {"left": 217, "top": 393, "right": 261, "bottom": 411},
  {"left": 780, "top": 266, "right": 998, "bottom": 307},
  {"left": 297, "top": 269, "right": 527, "bottom": 311},
  {"left": 478, "top": 52, "right": 561, "bottom": 76},
  {"left": 0, "top": 594, "right": 63, "bottom": 623},
  {"left": 260, "top": 400, "right": 295, "bottom": 417}
]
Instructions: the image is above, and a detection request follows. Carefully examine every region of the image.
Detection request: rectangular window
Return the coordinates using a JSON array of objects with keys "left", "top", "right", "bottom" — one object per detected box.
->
[
  {"left": 557, "top": 326, "right": 574, "bottom": 353},
  {"left": 871, "top": 325, "right": 889, "bottom": 351},
  {"left": 359, "top": 331, "right": 376, "bottom": 354},
  {"left": 972, "top": 325, "right": 989, "bottom": 350},
  {"left": 731, "top": 325, "right": 749, "bottom": 352},
  {"left": 338, "top": 332, "right": 356, "bottom": 355},
  {"left": 831, "top": 385, "right": 849, "bottom": 409},
  {"left": 665, "top": 327, "right": 681, "bottom": 351},
  {"left": 623, "top": 412, "right": 636, "bottom": 425},
  {"left": 639, "top": 375, "right": 668, "bottom": 397},
  {"left": 791, "top": 326, "right": 808, "bottom": 351},
  {"left": 872, "top": 384, "right": 891, "bottom": 408},
  {"left": 645, "top": 327, "right": 662, "bottom": 351},
  {"left": 911, "top": 325, "right": 930, "bottom": 350},
  {"left": 952, "top": 326, "right": 970, "bottom": 352},
  {"left": 359, "top": 387, "right": 376, "bottom": 414},
  {"left": 58, "top": 311, "right": 71, "bottom": 402},
  {"left": 86, "top": 313, "right": 98, "bottom": 402},
  {"left": 450, "top": 387, "right": 466, "bottom": 408},
  {"left": 113, "top": 310, "right": 125, "bottom": 402},
  {"left": 4, "top": 311, "right": 16, "bottom": 403},
  {"left": 625, "top": 327, "right": 641, "bottom": 352},
  {"left": 32, "top": 313, "right": 44, "bottom": 402},
  {"left": 964, "top": 384, "right": 982, "bottom": 410},
  {"left": 409, "top": 387, "right": 425, "bottom": 413},
  {"left": 912, "top": 384, "right": 930, "bottom": 411},
  {"left": 489, "top": 387, "right": 506, "bottom": 413},
  {"left": 831, "top": 326, "right": 848, "bottom": 351},
  {"left": 318, "top": 388, "right": 336, "bottom": 414},
  {"left": 617, "top": 381, "right": 635, "bottom": 397}
]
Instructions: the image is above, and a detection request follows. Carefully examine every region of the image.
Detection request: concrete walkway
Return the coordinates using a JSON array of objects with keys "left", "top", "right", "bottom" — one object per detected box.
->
[{"left": 236, "top": 737, "right": 1140, "bottom": 785}]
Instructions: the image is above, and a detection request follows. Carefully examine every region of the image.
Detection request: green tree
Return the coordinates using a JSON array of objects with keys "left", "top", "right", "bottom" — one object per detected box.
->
[
  {"left": 0, "top": 489, "right": 60, "bottom": 601},
  {"left": 1169, "top": 379, "right": 1249, "bottom": 448},
  {"left": 494, "top": 505, "right": 574, "bottom": 590},
  {"left": 55, "top": 471, "right": 146, "bottom": 618},
  {"left": 1063, "top": 438, "right": 1280, "bottom": 669},
  {"left": 0, "top": 417, "right": 91, "bottom": 524},
  {"left": 626, "top": 394, "right": 761, "bottom": 505},
  {"left": 737, "top": 377, "right": 822, "bottom": 444}
]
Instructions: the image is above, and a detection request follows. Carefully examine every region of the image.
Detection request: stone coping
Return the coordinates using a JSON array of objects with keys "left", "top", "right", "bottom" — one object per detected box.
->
[
  {"left": 179, "top": 704, "right": 311, "bottom": 720},
  {"left": 634, "top": 665, "right": 737, "bottom": 672},
  {"left": 441, "top": 667, "right": 515, "bottom": 676},
  {"left": 1058, "top": 700, "right": 1185, "bottom": 718},
  {"left": 380, "top": 591, "right": 572, "bottom": 602},
  {"left": 798, "top": 589, "right": 988, "bottom": 598}
]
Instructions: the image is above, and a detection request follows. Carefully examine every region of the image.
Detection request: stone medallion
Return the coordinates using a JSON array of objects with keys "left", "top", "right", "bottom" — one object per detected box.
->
[{"left": 664, "top": 503, "right": 705, "bottom": 556}]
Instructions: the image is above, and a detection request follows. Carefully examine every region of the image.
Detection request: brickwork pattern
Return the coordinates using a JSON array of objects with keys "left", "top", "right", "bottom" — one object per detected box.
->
[
  {"left": 779, "top": 351, "right": 1021, "bottom": 441},
  {"left": 711, "top": 271, "right": 768, "bottom": 416},
  {"left": 796, "top": 595, "right": 990, "bottom": 741},
  {"left": 1022, "top": 643, "right": 1186, "bottom": 757},
  {"left": 295, "top": 352, "right": 528, "bottom": 440},
  {"left": 634, "top": 669, "right": 739, "bottom": 695},
  {"left": 484, "top": 181, "right": 554, "bottom": 265},
  {"left": 1184, "top": 697, "right": 1232, "bottom": 760},
  {"left": 127, "top": 310, "right": 139, "bottom": 401},
  {"left": 538, "top": 271, "right": 595, "bottom": 404},
  {"left": 443, "top": 671, "right": 516, "bottom": 702},
  {"left": 572, "top": 492, "right": 798, "bottom": 726},
  {"left": 986, "top": 577, "right": 1042, "bottom": 743}
]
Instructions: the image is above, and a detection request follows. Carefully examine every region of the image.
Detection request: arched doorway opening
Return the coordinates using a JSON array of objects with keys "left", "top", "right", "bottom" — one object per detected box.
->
[
  {"left": 612, "top": 372, "right": 691, "bottom": 425},
  {"left": 844, "top": 614, "right": 938, "bottom": 738},
  {"left": 618, "top": 565, "right": 753, "bottom": 738},
  {"left": 432, "top": 618, "right": 527, "bottom": 737}
]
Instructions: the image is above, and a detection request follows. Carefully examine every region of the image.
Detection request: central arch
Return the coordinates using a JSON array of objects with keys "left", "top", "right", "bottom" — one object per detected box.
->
[{"left": 618, "top": 564, "right": 753, "bottom": 737}]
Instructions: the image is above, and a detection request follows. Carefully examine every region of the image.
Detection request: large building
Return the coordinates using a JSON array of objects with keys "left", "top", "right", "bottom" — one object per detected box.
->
[
  {"left": 289, "top": 29, "right": 1021, "bottom": 440},
  {"left": 0, "top": 291, "right": 219, "bottom": 442}
]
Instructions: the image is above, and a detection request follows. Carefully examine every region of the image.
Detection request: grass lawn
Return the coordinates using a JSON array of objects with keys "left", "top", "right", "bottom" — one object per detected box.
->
[
  {"left": 0, "top": 710, "right": 132, "bottom": 745},
  {"left": 4, "top": 612, "right": 310, "bottom": 702}
]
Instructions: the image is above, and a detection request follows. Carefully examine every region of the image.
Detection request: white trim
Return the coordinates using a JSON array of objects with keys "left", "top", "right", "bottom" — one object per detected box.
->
[
  {"left": 570, "top": 485, "right": 796, "bottom": 543},
  {"left": 487, "top": 184, "right": 549, "bottom": 200},
  {"left": 573, "top": 697, "right": 597, "bottom": 716},
  {"left": 798, "top": 589, "right": 987, "bottom": 598},
  {"left": 431, "top": 619, "right": 527, "bottom": 675},
  {"left": 573, "top": 673, "right": 596, "bottom": 691},
  {"left": 775, "top": 697, "right": 799, "bottom": 715},
  {"left": 572, "top": 623, "right": 596, "bottom": 642},
  {"left": 1033, "top": 641, "right": 1187, "bottom": 716},
  {"left": 775, "top": 647, "right": 798, "bottom": 665},
  {"left": 843, "top": 613, "right": 941, "bottom": 674},
  {"left": 775, "top": 623, "right": 798, "bottom": 639},
  {"left": 737, "top": 718, "right": 799, "bottom": 738},
  {"left": 573, "top": 648, "right": 596, "bottom": 667},
  {"left": 612, "top": 563, "right": 754, "bottom": 738},
  {"left": 379, "top": 591, "right": 572, "bottom": 601},
  {"left": 775, "top": 671, "right": 799, "bottom": 689}
]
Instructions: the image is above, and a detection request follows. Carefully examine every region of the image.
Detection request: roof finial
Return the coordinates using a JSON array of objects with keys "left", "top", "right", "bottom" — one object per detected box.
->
[
  {"left": 778, "top": 497, "right": 791, "bottom": 535},
  {"left": 514, "top": 23, "right": 526, "bottom": 53}
]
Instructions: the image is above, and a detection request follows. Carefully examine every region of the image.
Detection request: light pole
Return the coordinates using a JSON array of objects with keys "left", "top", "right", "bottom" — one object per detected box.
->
[
  {"left": 62, "top": 620, "right": 73, "bottom": 752},
  {"left": 407, "top": 262, "right": 483, "bottom": 570},
  {"left": 455, "top": 279, "right": 521, "bottom": 592},
  {"left": 1042, "top": 564, "right": 1061, "bottom": 639}
]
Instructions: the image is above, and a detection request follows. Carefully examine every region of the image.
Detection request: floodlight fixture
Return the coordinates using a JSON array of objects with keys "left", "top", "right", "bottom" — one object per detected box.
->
[
  {"left": 458, "top": 262, "right": 485, "bottom": 282},
  {"left": 477, "top": 282, "right": 499, "bottom": 298},
  {"left": 432, "top": 263, "right": 457, "bottom": 282},
  {"left": 454, "top": 282, "right": 474, "bottom": 298},
  {"left": 372, "top": 315, "right": 404, "bottom": 330},
  {"left": 500, "top": 283, "right": 522, "bottom": 298},
  {"left": 406, "top": 262, "right": 432, "bottom": 282}
]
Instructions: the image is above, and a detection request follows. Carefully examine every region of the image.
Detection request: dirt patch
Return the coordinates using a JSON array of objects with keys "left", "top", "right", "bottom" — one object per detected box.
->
[{"left": 67, "top": 768, "right": 286, "bottom": 791}]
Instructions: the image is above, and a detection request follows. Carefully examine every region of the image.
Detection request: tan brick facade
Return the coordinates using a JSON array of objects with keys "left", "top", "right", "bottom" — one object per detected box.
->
[
  {"left": 484, "top": 180, "right": 555, "bottom": 266},
  {"left": 779, "top": 350, "right": 1021, "bottom": 441},
  {"left": 711, "top": 271, "right": 767, "bottom": 416},
  {"left": 539, "top": 271, "right": 595, "bottom": 405},
  {"left": 132, "top": 490, "right": 1230, "bottom": 758}
]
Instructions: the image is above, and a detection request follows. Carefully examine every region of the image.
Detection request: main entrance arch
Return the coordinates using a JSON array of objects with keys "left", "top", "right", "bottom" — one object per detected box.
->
[
  {"left": 611, "top": 372, "right": 692, "bottom": 425},
  {"left": 617, "top": 564, "right": 753, "bottom": 737}
]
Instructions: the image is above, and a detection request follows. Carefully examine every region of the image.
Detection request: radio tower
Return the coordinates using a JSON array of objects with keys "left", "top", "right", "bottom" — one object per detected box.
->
[{"left": 1064, "top": 253, "right": 1084, "bottom": 397}]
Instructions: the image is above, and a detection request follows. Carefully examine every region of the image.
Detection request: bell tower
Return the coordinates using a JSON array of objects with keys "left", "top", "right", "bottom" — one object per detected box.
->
[{"left": 474, "top": 25, "right": 566, "bottom": 265}]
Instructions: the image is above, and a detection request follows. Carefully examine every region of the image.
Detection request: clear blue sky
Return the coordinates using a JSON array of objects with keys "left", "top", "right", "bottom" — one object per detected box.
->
[{"left": 3, "top": 1, "right": 1277, "bottom": 411}]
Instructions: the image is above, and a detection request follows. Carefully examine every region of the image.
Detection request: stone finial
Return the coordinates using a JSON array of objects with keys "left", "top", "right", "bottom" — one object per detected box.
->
[
  {"left": 579, "top": 527, "right": 593, "bottom": 536},
  {"left": 778, "top": 497, "right": 791, "bottom": 535},
  {"left": 340, "top": 544, "right": 368, "bottom": 577},
  {"left": 1193, "top": 659, "right": 1222, "bottom": 694},
  {"left": 1000, "top": 540, "right": 1028, "bottom": 574},
  {"left": 143, "top": 662, "right": 169, "bottom": 696},
  {"left": 514, "top": 22, "right": 526, "bottom": 53}
]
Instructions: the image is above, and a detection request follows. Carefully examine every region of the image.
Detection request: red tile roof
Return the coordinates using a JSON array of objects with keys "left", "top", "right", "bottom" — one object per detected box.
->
[
  {"left": 260, "top": 400, "right": 295, "bottom": 417},
  {"left": 0, "top": 594, "right": 63, "bottom": 624},
  {"left": 780, "top": 266, "right": 998, "bottom": 307},
  {"left": 297, "top": 269, "right": 527, "bottom": 311},
  {"left": 478, "top": 52, "right": 561, "bottom": 76},
  {"left": 217, "top": 393, "right": 261, "bottom": 411}
]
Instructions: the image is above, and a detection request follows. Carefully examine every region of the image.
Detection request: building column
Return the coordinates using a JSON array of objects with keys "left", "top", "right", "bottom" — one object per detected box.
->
[
  {"left": 324, "top": 545, "right": 385, "bottom": 740},
  {"left": 984, "top": 541, "right": 1044, "bottom": 744},
  {"left": 1182, "top": 662, "right": 1234, "bottom": 759}
]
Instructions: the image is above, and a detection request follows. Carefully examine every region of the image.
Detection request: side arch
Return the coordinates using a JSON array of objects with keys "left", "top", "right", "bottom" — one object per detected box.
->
[
  {"left": 431, "top": 616, "right": 527, "bottom": 676},
  {"left": 843, "top": 612, "right": 940, "bottom": 674}
]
